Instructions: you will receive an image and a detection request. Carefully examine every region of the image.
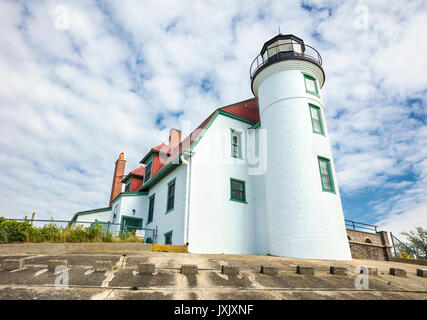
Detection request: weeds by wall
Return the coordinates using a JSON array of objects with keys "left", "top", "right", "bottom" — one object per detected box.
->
[{"left": 0, "top": 217, "right": 143, "bottom": 243}]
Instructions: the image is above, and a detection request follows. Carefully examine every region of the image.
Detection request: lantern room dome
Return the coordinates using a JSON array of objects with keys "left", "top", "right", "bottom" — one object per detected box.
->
[{"left": 250, "top": 34, "right": 324, "bottom": 86}]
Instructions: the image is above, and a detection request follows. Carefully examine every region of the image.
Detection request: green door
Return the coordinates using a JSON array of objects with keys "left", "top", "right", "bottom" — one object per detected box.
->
[{"left": 121, "top": 216, "right": 143, "bottom": 233}]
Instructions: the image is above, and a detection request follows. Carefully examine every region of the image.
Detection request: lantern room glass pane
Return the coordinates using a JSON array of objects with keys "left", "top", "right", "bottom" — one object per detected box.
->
[{"left": 292, "top": 40, "right": 302, "bottom": 53}]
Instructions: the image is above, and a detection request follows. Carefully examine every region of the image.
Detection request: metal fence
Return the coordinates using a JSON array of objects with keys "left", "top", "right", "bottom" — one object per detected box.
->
[
  {"left": 389, "top": 232, "right": 416, "bottom": 259},
  {"left": 1, "top": 218, "right": 157, "bottom": 244}
]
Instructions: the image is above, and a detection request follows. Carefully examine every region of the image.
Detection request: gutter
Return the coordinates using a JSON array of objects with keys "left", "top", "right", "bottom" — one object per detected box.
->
[{"left": 181, "top": 150, "right": 193, "bottom": 245}]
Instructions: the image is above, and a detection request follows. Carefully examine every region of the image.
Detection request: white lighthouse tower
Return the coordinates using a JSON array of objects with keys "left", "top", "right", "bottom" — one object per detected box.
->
[{"left": 251, "top": 34, "right": 352, "bottom": 260}]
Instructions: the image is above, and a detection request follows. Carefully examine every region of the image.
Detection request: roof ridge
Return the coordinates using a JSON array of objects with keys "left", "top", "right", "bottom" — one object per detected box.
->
[{"left": 219, "top": 97, "right": 257, "bottom": 110}]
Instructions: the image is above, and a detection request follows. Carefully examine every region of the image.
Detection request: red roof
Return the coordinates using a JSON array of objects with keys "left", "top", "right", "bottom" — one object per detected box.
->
[
  {"left": 152, "top": 143, "right": 172, "bottom": 154},
  {"left": 219, "top": 98, "right": 260, "bottom": 123},
  {"left": 130, "top": 166, "right": 145, "bottom": 176}
]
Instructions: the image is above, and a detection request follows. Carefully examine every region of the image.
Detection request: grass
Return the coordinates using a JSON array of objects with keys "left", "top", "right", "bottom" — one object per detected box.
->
[{"left": 129, "top": 285, "right": 138, "bottom": 291}]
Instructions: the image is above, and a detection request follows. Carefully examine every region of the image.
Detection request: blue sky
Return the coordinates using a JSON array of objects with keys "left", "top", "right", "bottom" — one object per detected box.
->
[{"left": 0, "top": 0, "right": 426, "bottom": 238}]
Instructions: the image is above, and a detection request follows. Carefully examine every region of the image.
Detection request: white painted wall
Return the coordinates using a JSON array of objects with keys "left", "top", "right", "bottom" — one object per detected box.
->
[
  {"left": 145, "top": 164, "right": 187, "bottom": 245},
  {"left": 187, "top": 114, "right": 256, "bottom": 254},
  {"left": 75, "top": 210, "right": 111, "bottom": 225},
  {"left": 255, "top": 60, "right": 352, "bottom": 260}
]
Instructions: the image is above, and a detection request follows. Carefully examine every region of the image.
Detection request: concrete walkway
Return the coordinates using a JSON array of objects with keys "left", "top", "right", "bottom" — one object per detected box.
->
[{"left": 0, "top": 251, "right": 426, "bottom": 300}]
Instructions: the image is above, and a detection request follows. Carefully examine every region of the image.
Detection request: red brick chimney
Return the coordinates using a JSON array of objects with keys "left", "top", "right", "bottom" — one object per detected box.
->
[
  {"left": 169, "top": 128, "right": 181, "bottom": 148},
  {"left": 109, "top": 152, "right": 126, "bottom": 207}
]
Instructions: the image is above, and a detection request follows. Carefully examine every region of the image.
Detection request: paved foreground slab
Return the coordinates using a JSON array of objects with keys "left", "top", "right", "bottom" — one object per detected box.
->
[{"left": 0, "top": 251, "right": 425, "bottom": 300}]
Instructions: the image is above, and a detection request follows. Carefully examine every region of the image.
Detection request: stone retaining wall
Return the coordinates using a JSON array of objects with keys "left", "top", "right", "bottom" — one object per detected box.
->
[
  {"left": 0, "top": 243, "right": 152, "bottom": 254},
  {"left": 346, "top": 229, "right": 392, "bottom": 261}
]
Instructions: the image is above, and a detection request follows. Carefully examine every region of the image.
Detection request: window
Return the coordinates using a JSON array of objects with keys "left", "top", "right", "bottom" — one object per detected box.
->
[
  {"left": 166, "top": 179, "right": 175, "bottom": 212},
  {"left": 124, "top": 182, "right": 131, "bottom": 192},
  {"left": 144, "top": 161, "right": 152, "bottom": 182},
  {"left": 365, "top": 238, "right": 372, "bottom": 244},
  {"left": 318, "top": 157, "right": 335, "bottom": 193},
  {"left": 112, "top": 206, "right": 118, "bottom": 222},
  {"left": 230, "top": 178, "right": 246, "bottom": 203},
  {"left": 309, "top": 104, "right": 324, "bottom": 135},
  {"left": 230, "top": 130, "right": 242, "bottom": 158},
  {"left": 164, "top": 231, "right": 173, "bottom": 245},
  {"left": 303, "top": 74, "right": 319, "bottom": 96},
  {"left": 147, "top": 194, "right": 155, "bottom": 224}
]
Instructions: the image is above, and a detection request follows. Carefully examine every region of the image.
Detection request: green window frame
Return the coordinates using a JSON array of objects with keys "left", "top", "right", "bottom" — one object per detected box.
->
[
  {"left": 230, "top": 178, "right": 246, "bottom": 203},
  {"left": 147, "top": 194, "right": 155, "bottom": 224},
  {"left": 230, "top": 129, "right": 242, "bottom": 159},
  {"left": 317, "top": 156, "right": 335, "bottom": 193},
  {"left": 112, "top": 205, "right": 118, "bottom": 223},
  {"left": 309, "top": 104, "right": 324, "bottom": 135},
  {"left": 164, "top": 230, "right": 173, "bottom": 245},
  {"left": 303, "top": 73, "right": 319, "bottom": 96},
  {"left": 124, "top": 180, "right": 131, "bottom": 192},
  {"left": 166, "top": 178, "right": 176, "bottom": 213},
  {"left": 144, "top": 161, "right": 152, "bottom": 183}
]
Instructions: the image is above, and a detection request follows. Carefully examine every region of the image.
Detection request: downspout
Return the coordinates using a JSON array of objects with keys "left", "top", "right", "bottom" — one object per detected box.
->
[{"left": 181, "top": 151, "right": 192, "bottom": 245}]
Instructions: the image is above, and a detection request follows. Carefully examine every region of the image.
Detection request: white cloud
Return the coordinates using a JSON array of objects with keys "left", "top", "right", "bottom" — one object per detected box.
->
[{"left": 0, "top": 0, "right": 426, "bottom": 237}]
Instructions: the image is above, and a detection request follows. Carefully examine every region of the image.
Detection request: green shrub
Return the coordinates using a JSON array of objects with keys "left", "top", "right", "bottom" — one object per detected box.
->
[
  {"left": 0, "top": 217, "right": 144, "bottom": 244},
  {"left": 39, "top": 223, "right": 61, "bottom": 242},
  {"left": 0, "top": 218, "right": 33, "bottom": 243}
]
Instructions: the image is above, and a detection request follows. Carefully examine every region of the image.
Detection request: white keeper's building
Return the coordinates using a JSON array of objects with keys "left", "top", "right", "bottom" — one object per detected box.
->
[{"left": 71, "top": 34, "right": 352, "bottom": 260}]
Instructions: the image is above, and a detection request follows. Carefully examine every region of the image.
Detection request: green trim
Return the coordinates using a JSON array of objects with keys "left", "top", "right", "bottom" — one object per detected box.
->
[
  {"left": 219, "top": 98, "right": 256, "bottom": 111},
  {"left": 230, "top": 178, "right": 247, "bottom": 203},
  {"left": 140, "top": 149, "right": 158, "bottom": 165},
  {"left": 122, "top": 172, "right": 144, "bottom": 183},
  {"left": 124, "top": 177, "right": 132, "bottom": 192},
  {"left": 250, "top": 122, "right": 261, "bottom": 129},
  {"left": 165, "top": 178, "right": 176, "bottom": 213},
  {"left": 120, "top": 215, "right": 143, "bottom": 232},
  {"left": 143, "top": 154, "right": 154, "bottom": 183},
  {"left": 188, "top": 111, "right": 219, "bottom": 154},
  {"left": 317, "top": 156, "right": 336, "bottom": 194},
  {"left": 230, "top": 129, "right": 242, "bottom": 159},
  {"left": 111, "top": 192, "right": 148, "bottom": 206},
  {"left": 76, "top": 207, "right": 112, "bottom": 216},
  {"left": 69, "top": 213, "right": 78, "bottom": 225},
  {"left": 218, "top": 109, "right": 256, "bottom": 125},
  {"left": 302, "top": 72, "right": 320, "bottom": 97},
  {"left": 164, "top": 230, "right": 173, "bottom": 245},
  {"left": 308, "top": 104, "right": 325, "bottom": 136},
  {"left": 147, "top": 193, "right": 155, "bottom": 224},
  {"left": 141, "top": 160, "right": 180, "bottom": 191}
]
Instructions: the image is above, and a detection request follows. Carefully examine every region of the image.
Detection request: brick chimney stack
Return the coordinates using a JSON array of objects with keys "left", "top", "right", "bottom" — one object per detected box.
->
[
  {"left": 169, "top": 128, "right": 182, "bottom": 148},
  {"left": 109, "top": 152, "right": 126, "bottom": 207}
]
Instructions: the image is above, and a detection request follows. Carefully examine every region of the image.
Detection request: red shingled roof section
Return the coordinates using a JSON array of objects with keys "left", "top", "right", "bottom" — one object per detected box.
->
[
  {"left": 152, "top": 143, "right": 172, "bottom": 154},
  {"left": 130, "top": 166, "right": 145, "bottom": 176},
  {"left": 219, "top": 98, "right": 260, "bottom": 123}
]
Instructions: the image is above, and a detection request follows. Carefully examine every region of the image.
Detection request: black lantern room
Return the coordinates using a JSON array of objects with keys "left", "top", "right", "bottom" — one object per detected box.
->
[{"left": 250, "top": 34, "right": 323, "bottom": 82}]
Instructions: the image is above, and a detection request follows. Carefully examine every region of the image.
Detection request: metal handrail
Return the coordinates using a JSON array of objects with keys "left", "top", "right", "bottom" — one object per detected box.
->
[
  {"left": 250, "top": 43, "right": 322, "bottom": 80},
  {"left": 390, "top": 232, "right": 416, "bottom": 258},
  {"left": 345, "top": 219, "right": 378, "bottom": 233}
]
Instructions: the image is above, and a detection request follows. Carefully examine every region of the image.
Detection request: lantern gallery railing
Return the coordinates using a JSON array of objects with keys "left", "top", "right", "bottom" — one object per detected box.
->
[{"left": 250, "top": 43, "right": 322, "bottom": 80}]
